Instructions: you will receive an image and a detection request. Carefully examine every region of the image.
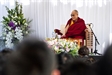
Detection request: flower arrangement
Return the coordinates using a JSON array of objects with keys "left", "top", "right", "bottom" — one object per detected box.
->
[
  {"left": 1, "top": 1, "right": 32, "bottom": 48},
  {"left": 46, "top": 38, "right": 79, "bottom": 56}
]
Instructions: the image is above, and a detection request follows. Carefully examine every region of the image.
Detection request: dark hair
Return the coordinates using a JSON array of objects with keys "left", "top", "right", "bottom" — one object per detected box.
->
[
  {"left": 94, "top": 44, "right": 112, "bottom": 75},
  {"left": 56, "top": 52, "right": 74, "bottom": 73},
  {"left": 57, "top": 52, "right": 74, "bottom": 65},
  {"left": 0, "top": 48, "right": 13, "bottom": 75},
  {"left": 1, "top": 48, "right": 13, "bottom": 56},
  {"left": 73, "top": 10, "right": 78, "bottom": 15},
  {"left": 78, "top": 46, "right": 89, "bottom": 57},
  {"left": 5, "top": 37, "right": 57, "bottom": 75},
  {"left": 61, "top": 60, "right": 95, "bottom": 75}
]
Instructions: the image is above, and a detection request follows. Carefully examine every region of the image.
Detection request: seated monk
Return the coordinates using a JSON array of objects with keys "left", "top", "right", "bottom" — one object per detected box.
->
[{"left": 55, "top": 10, "right": 86, "bottom": 45}]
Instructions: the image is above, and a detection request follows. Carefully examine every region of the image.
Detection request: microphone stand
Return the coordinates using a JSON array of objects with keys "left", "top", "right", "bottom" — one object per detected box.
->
[{"left": 88, "top": 24, "right": 102, "bottom": 55}]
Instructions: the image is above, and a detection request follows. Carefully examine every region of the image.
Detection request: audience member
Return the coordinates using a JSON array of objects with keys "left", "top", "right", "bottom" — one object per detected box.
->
[
  {"left": 1, "top": 37, "right": 112, "bottom": 75},
  {"left": 1, "top": 48, "right": 13, "bottom": 56},
  {"left": 56, "top": 52, "right": 74, "bottom": 73},
  {"left": 61, "top": 59, "right": 96, "bottom": 75},
  {"left": 5, "top": 37, "right": 60, "bottom": 75},
  {"left": 77, "top": 46, "right": 96, "bottom": 64},
  {"left": 0, "top": 48, "right": 13, "bottom": 75},
  {"left": 93, "top": 44, "right": 112, "bottom": 75},
  {"left": 78, "top": 46, "right": 89, "bottom": 57}
]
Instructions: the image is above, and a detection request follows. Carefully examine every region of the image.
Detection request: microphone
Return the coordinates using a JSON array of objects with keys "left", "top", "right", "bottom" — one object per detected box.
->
[{"left": 87, "top": 23, "right": 92, "bottom": 26}]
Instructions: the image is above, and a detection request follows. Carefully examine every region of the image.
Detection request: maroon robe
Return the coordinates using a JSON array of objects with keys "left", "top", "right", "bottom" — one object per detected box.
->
[
  {"left": 55, "top": 17, "right": 86, "bottom": 46},
  {"left": 55, "top": 17, "right": 86, "bottom": 39},
  {"left": 65, "top": 17, "right": 86, "bottom": 39}
]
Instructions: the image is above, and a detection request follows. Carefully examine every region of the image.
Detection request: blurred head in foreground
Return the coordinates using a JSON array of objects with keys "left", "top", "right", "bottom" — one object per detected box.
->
[
  {"left": 94, "top": 44, "right": 112, "bottom": 75},
  {"left": 61, "top": 60, "right": 95, "bottom": 75},
  {"left": 5, "top": 37, "right": 60, "bottom": 75}
]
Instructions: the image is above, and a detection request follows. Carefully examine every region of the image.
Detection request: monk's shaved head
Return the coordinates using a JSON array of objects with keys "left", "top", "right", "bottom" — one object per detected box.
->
[
  {"left": 71, "top": 10, "right": 79, "bottom": 21},
  {"left": 73, "top": 10, "right": 78, "bottom": 15}
]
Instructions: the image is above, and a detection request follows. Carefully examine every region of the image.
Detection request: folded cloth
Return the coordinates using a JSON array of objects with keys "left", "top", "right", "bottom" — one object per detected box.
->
[{"left": 54, "top": 29, "right": 63, "bottom": 35}]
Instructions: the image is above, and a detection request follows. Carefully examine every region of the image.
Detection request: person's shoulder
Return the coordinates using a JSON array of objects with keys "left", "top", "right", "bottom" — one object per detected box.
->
[
  {"left": 66, "top": 18, "right": 72, "bottom": 24},
  {"left": 78, "top": 17, "right": 85, "bottom": 23},
  {"left": 78, "top": 17, "right": 85, "bottom": 21}
]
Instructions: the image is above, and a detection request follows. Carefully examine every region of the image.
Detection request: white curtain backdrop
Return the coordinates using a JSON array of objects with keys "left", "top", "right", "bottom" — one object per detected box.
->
[{"left": 0, "top": 0, "right": 112, "bottom": 53}]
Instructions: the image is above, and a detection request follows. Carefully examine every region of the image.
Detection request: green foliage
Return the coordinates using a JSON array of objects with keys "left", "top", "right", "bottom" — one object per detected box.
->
[
  {"left": 1, "top": 1, "right": 32, "bottom": 48},
  {"left": 1, "top": 1, "right": 32, "bottom": 32},
  {"left": 69, "top": 47, "right": 79, "bottom": 56}
]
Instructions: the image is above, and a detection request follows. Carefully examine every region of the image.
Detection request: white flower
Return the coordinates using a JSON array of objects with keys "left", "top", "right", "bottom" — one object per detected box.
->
[
  {"left": 70, "top": 42, "right": 74, "bottom": 47},
  {"left": 5, "top": 32, "right": 13, "bottom": 48},
  {"left": 9, "top": 32, "right": 12, "bottom": 35},
  {"left": 60, "top": 49, "right": 65, "bottom": 52},
  {"left": 15, "top": 22, "right": 17, "bottom": 25},
  {"left": 8, "top": 27, "right": 11, "bottom": 30},
  {"left": 3, "top": 32, "right": 6, "bottom": 36},
  {"left": 19, "top": 30, "right": 22, "bottom": 33},
  {"left": 12, "top": 21, "right": 15, "bottom": 23},
  {"left": 15, "top": 27, "right": 23, "bottom": 42},
  {"left": 14, "top": 16, "right": 17, "bottom": 18},
  {"left": 54, "top": 46, "right": 59, "bottom": 50},
  {"left": 5, "top": 42, "right": 13, "bottom": 48},
  {"left": 15, "top": 27, "right": 19, "bottom": 31},
  {"left": 11, "top": 16, "right": 14, "bottom": 18},
  {"left": 66, "top": 46, "right": 70, "bottom": 52},
  {"left": 25, "top": 23, "right": 28, "bottom": 25},
  {"left": 3, "top": 37, "right": 5, "bottom": 39},
  {"left": 26, "top": 31, "right": 28, "bottom": 34},
  {"left": 4, "top": 28, "right": 7, "bottom": 31},
  {"left": 49, "top": 41, "right": 54, "bottom": 45}
]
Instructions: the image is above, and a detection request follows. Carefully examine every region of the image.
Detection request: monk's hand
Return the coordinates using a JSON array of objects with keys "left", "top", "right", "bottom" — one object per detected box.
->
[
  {"left": 61, "top": 34, "right": 66, "bottom": 38},
  {"left": 85, "top": 29, "right": 88, "bottom": 32},
  {"left": 54, "top": 29, "right": 57, "bottom": 32}
]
